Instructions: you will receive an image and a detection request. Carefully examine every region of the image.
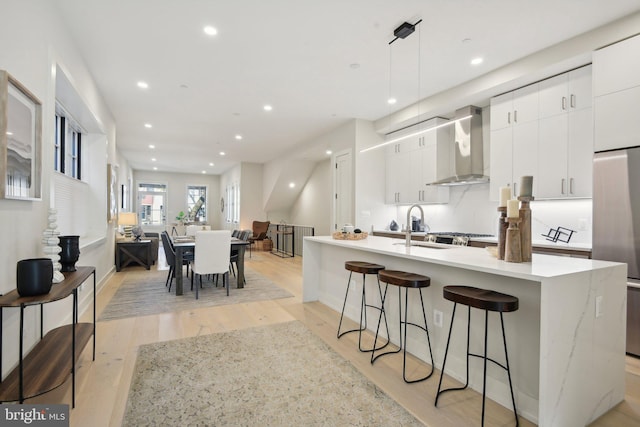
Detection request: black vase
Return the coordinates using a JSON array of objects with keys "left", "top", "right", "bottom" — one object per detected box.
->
[
  {"left": 58, "top": 235, "right": 80, "bottom": 272},
  {"left": 17, "top": 258, "right": 53, "bottom": 297}
]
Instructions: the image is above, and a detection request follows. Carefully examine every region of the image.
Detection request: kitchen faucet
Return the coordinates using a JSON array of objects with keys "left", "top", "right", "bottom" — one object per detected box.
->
[{"left": 406, "top": 204, "right": 424, "bottom": 247}]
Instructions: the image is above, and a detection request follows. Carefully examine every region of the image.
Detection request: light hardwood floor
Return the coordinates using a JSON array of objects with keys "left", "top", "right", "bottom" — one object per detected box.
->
[{"left": 27, "top": 250, "right": 640, "bottom": 426}]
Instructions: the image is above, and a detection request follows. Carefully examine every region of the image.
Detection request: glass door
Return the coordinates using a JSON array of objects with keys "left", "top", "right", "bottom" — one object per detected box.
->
[{"left": 138, "top": 183, "right": 166, "bottom": 226}]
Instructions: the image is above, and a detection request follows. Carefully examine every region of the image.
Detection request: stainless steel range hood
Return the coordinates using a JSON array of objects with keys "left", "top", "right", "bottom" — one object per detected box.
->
[{"left": 429, "top": 105, "right": 489, "bottom": 186}]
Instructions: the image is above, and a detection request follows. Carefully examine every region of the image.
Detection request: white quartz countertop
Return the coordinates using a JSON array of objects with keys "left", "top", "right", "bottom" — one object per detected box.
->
[{"left": 305, "top": 235, "right": 621, "bottom": 281}]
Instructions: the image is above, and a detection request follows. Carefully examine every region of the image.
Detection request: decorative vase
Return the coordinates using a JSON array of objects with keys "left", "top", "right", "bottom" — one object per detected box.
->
[
  {"left": 17, "top": 258, "right": 53, "bottom": 296},
  {"left": 58, "top": 235, "right": 80, "bottom": 272}
]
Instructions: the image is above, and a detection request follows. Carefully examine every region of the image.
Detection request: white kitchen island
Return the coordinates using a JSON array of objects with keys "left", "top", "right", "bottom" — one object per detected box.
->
[{"left": 303, "top": 235, "right": 627, "bottom": 427}]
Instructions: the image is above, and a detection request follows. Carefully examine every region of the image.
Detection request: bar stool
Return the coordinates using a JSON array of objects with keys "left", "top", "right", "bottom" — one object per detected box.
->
[
  {"left": 435, "top": 285, "right": 519, "bottom": 427},
  {"left": 371, "top": 270, "right": 434, "bottom": 383},
  {"left": 337, "top": 261, "right": 390, "bottom": 353}
]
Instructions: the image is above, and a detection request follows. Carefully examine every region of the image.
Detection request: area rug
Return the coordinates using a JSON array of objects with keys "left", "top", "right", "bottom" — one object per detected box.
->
[
  {"left": 123, "top": 321, "right": 423, "bottom": 426},
  {"left": 99, "top": 268, "right": 293, "bottom": 321}
]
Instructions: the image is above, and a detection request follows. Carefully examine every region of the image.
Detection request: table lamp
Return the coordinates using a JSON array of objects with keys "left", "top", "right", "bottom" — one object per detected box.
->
[{"left": 118, "top": 212, "right": 137, "bottom": 238}]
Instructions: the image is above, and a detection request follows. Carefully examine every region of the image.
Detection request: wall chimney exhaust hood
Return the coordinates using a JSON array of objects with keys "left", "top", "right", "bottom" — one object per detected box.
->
[{"left": 429, "top": 105, "right": 489, "bottom": 186}]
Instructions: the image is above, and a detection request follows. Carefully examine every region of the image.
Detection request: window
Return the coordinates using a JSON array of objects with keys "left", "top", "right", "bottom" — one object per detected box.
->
[
  {"left": 138, "top": 183, "right": 166, "bottom": 226},
  {"left": 54, "top": 105, "right": 82, "bottom": 180},
  {"left": 187, "top": 185, "right": 207, "bottom": 221},
  {"left": 225, "top": 182, "right": 239, "bottom": 224}
]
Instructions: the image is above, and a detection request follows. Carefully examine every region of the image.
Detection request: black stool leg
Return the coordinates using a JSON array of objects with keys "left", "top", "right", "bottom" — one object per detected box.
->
[
  {"left": 337, "top": 271, "right": 366, "bottom": 339},
  {"left": 482, "top": 309, "right": 489, "bottom": 427},
  {"left": 401, "top": 288, "right": 434, "bottom": 383},
  {"left": 501, "top": 312, "right": 519, "bottom": 426},
  {"left": 362, "top": 274, "right": 390, "bottom": 353},
  {"left": 435, "top": 304, "right": 472, "bottom": 405},
  {"left": 371, "top": 283, "right": 399, "bottom": 364}
]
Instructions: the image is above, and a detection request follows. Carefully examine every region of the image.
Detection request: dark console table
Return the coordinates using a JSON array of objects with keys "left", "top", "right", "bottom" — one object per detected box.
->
[{"left": 0, "top": 266, "right": 96, "bottom": 407}]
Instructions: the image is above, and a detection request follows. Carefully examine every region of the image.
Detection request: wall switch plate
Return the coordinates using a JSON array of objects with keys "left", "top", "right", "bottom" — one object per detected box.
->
[
  {"left": 595, "top": 295, "right": 603, "bottom": 318},
  {"left": 434, "top": 310, "right": 443, "bottom": 327}
]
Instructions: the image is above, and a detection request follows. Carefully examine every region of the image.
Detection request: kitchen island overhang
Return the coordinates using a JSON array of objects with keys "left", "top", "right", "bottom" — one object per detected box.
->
[{"left": 303, "top": 235, "right": 626, "bottom": 426}]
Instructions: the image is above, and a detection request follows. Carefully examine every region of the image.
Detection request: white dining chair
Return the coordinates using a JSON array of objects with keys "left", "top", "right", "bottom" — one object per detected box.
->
[{"left": 191, "top": 230, "right": 231, "bottom": 299}]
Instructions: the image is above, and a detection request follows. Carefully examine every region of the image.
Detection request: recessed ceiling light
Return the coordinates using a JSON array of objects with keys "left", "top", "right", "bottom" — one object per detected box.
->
[
  {"left": 350, "top": 63, "right": 360, "bottom": 69},
  {"left": 180, "top": 84, "right": 189, "bottom": 89},
  {"left": 6, "top": 131, "right": 13, "bottom": 136},
  {"left": 263, "top": 105, "right": 273, "bottom": 111},
  {"left": 137, "top": 81, "right": 149, "bottom": 89},
  {"left": 151, "top": 158, "right": 156, "bottom": 162},
  {"left": 470, "top": 57, "right": 483, "bottom": 65},
  {"left": 462, "top": 38, "right": 472, "bottom": 44},
  {"left": 144, "top": 123, "right": 152, "bottom": 128},
  {"left": 219, "top": 151, "right": 226, "bottom": 156},
  {"left": 289, "top": 182, "right": 295, "bottom": 188},
  {"left": 202, "top": 170, "right": 206, "bottom": 174},
  {"left": 148, "top": 144, "right": 155, "bottom": 149},
  {"left": 387, "top": 98, "right": 397, "bottom": 105},
  {"left": 235, "top": 135, "right": 242, "bottom": 140},
  {"left": 153, "top": 166, "right": 158, "bottom": 170},
  {"left": 326, "top": 150, "right": 332, "bottom": 155},
  {"left": 203, "top": 26, "right": 218, "bottom": 36},
  {"left": 209, "top": 162, "right": 214, "bottom": 166}
]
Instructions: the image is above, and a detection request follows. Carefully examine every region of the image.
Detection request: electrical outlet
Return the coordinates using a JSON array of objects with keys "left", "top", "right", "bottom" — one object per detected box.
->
[
  {"left": 578, "top": 218, "right": 588, "bottom": 231},
  {"left": 595, "top": 295, "right": 603, "bottom": 318},
  {"left": 433, "top": 310, "right": 443, "bottom": 327}
]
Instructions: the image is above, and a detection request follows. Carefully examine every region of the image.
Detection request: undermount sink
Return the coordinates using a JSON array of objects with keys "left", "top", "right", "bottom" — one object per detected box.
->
[{"left": 393, "top": 242, "right": 450, "bottom": 249}]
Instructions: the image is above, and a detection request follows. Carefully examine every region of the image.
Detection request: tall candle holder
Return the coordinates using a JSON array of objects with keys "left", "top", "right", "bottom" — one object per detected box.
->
[
  {"left": 42, "top": 208, "right": 64, "bottom": 283},
  {"left": 518, "top": 196, "right": 534, "bottom": 262},
  {"left": 497, "top": 206, "right": 508, "bottom": 260},
  {"left": 504, "top": 217, "right": 523, "bottom": 263}
]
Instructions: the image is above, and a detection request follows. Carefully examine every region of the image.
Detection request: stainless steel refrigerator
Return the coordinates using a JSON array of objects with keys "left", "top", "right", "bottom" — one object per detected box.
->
[{"left": 593, "top": 147, "right": 640, "bottom": 356}]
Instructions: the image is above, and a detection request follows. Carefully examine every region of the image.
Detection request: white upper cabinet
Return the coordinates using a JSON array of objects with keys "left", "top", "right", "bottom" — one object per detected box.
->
[
  {"left": 593, "top": 34, "right": 640, "bottom": 97},
  {"left": 490, "top": 84, "right": 539, "bottom": 131},
  {"left": 539, "top": 65, "right": 592, "bottom": 119},
  {"left": 384, "top": 118, "right": 450, "bottom": 205},
  {"left": 593, "top": 34, "right": 640, "bottom": 152},
  {"left": 490, "top": 65, "right": 593, "bottom": 200},
  {"left": 537, "top": 65, "right": 593, "bottom": 199}
]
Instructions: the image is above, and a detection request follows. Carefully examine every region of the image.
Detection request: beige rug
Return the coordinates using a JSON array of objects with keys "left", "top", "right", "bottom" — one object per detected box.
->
[
  {"left": 99, "top": 268, "right": 293, "bottom": 321},
  {"left": 123, "top": 321, "right": 423, "bottom": 426}
]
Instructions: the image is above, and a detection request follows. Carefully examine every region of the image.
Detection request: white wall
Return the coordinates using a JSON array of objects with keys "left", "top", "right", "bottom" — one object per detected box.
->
[
  {"left": 240, "top": 162, "right": 266, "bottom": 230},
  {"left": 290, "top": 159, "right": 332, "bottom": 235},
  {"left": 0, "top": 0, "right": 116, "bottom": 378},
  {"left": 133, "top": 170, "right": 221, "bottom": 231}
]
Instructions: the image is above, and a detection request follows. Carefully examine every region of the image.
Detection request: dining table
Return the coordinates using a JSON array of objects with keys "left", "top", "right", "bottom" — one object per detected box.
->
[{"left": 171, "top": 236, "right": 251, "bottom": 296}]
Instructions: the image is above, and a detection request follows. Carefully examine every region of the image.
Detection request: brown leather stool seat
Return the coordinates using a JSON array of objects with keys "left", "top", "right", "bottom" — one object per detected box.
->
[
  {"left": 371, "top": 270, "right": 435, "bottom": 383},
  {"left": 435, "top": 285, "right": 519, "bottom": 426},
  {"left": 337, "top": 261, "right": 390, "bottom": 353}
]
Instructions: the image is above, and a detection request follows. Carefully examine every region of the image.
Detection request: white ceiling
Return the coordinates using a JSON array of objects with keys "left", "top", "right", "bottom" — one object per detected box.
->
[{"left": 55, "top": 0, "right": 640, "bottom": 175}]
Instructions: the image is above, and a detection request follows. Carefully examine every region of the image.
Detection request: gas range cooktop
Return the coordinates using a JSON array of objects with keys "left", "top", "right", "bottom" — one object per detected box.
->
[{"left": 424, "top": 232, "right": 494, "bottom": 246}]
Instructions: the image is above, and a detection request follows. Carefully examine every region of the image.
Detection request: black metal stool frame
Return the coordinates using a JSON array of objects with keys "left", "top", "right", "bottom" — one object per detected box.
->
[
  {"left": 371, "top": 283, "right": 435, "bottom": 383},
  {"left": 337, "top": 269, "right": 390, "bottom": 353},
  {"left": 435, "top": 303, "right": 519, "bottom": 427}
]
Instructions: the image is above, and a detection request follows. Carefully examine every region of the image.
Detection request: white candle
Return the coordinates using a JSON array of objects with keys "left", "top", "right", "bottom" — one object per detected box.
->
[
  {"left": 520, "top": 176, "right": 533, "bottom": 197},
  {"left": 499, "top": 186, "right": 511, "bottom": 207},
  {"left": 507, "top": 199, "right": 520, "bottom": 218}
]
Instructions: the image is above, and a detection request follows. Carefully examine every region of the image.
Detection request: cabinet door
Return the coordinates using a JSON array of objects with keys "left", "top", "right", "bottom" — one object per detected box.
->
[
  {"left": 539, "top": 73, "right": 568, "bottom": 119},
  {"left": 594, "top": 86, "right": 640, "bottom": 152},
  {"left": 512, "top": 84, "right": 539, "bottom": 125},
  {"left": 512, "top": 121, "right": 539, "bottom": 197},
  {"left": 385, "top": 152, "right": 402, "bottom": 203},
  {"left": 490, "top": 92, "right": 513, "bottom": 131},
  {"left": 568, "top": 65, "right": 592, "bottom": 110},
  {"left": 567, "top": 107, "right": 593, "bottom": 198},
  {"left": 489, "top": 127, "right": 513, "bottom": 201},
  {"left": 593, "top": 34, "right": 640, "bottom": 97},
  {"left": 538, "top": 114, "right": 568, "bottom": 198}
]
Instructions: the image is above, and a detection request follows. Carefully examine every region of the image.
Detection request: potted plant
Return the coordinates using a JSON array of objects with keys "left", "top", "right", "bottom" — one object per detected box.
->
[{"left": 175, "top": 211, "right": 187, "bottom": 225}]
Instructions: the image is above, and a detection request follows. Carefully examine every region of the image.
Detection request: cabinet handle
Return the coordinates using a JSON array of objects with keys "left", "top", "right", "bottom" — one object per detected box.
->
[
  {"left": 562, "top": 96, "right": 567, "bottom": 110},
  {"left": 513, "top": 182, "right": 517, "bottom": 196},
  {"left": 507, "top": 112, "right": 511, "bottom": 124},
  {"left": 514, "top": 110, "right": 518, "bottom": 123},
  {"left": 561, "top": 178, "right": 566, "bottom": 194},
  {"left": 570, "top": 94, "right": 575, "bottom": 109},
  {"left": 569, "top": 178, "right": 574, "bottom": 194}
]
